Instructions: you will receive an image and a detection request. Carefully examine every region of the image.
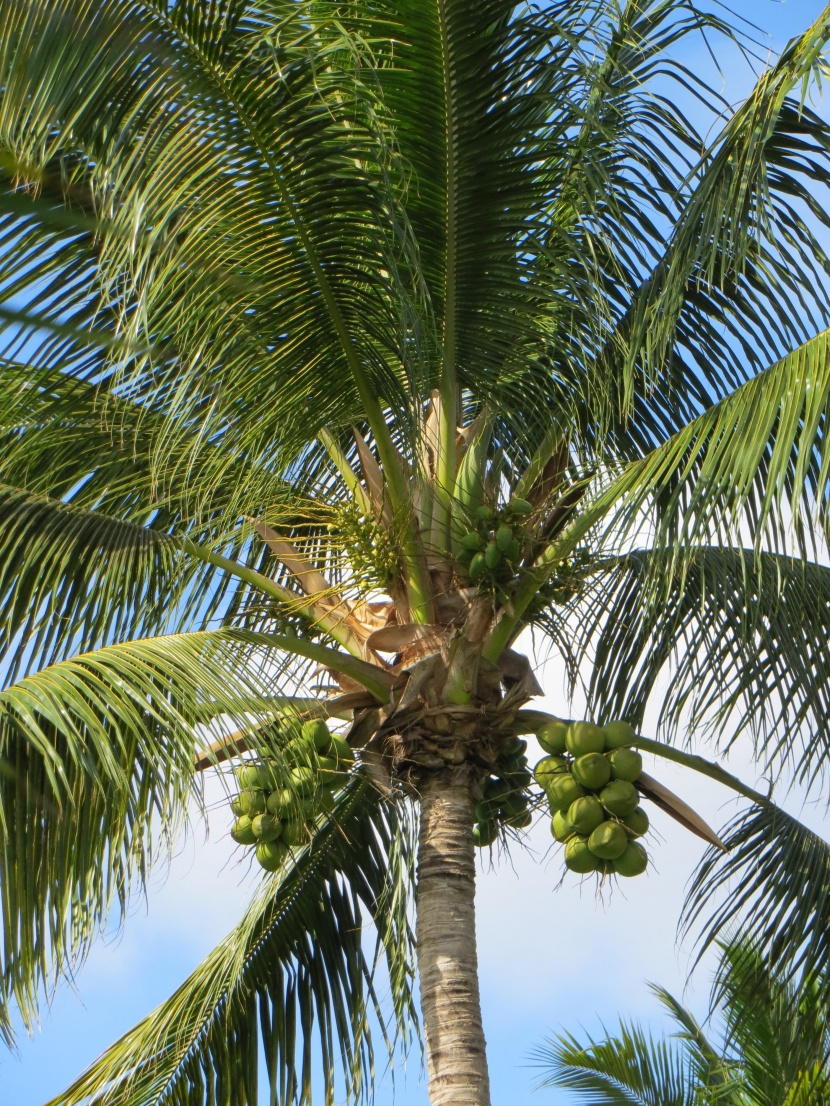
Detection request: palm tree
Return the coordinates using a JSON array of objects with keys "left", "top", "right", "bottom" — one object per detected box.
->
[
  {"left": 3, "top": 1, "right": 830, "bottom": 1103},
  {"left": 534, "top": 938, "right": 830, "bottom": 1105}
]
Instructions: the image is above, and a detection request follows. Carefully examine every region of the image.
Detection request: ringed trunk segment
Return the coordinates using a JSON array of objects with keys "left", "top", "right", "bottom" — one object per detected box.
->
[{"left": 416, "top": 772, "right": 492, "bottom": 1106}]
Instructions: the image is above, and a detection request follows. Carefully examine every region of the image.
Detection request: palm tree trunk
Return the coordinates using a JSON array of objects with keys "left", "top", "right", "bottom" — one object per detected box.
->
[{"left": 416, "top": 771, "right": 491, "bottom": 1106}]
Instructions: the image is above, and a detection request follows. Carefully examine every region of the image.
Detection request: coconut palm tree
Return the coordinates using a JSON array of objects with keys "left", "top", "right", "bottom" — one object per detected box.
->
[
  {"left": 534, "top": 938, "right": 830, "bottom": 1105},
  {"left": 4, "top": 1, "right": 830, "bottom": 1103}
]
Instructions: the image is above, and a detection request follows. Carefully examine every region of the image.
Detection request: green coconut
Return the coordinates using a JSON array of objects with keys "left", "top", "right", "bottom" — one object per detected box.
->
[
  {"left": 301, "top": 718, "right": 332, "bottom": 752},
  {"left": 564, "top": 837, "right": 602, "bottom": 874},
  {"left": 609, "top": 748, "right": 643, "bottom": 782},
  {"left": 266, "top": 788, "right": 294, "bottom": 816},
  {"left": 230, "top": 795, "right": 246, "bottom": 817},
  {"left": 469, "top": 552, "right": 487, "bottom": 580},
  {"left": 508, "top": 497, "right": 533, "bottom": 516},
  {"left": 546, "top": 773, "right": 585, "bottom": 812},
  {"left": 328, "top": 734, "right": 355, "bottom": 766},
  {"left": 505, "top": 809, "right": 533, "bottom": 829},
  {"left": 602, "top": 720, "right": 637, "bottom": 748},
  {"left": 236, "top": 763, "right": 268, "bottom": 790},
  {"left": 473, "top": 820, "right": 499, "bottom": 847},
  {"left": 316, "top": 755, "right": 341, "bottom": 786},
  {"left": 613, "top": 841, "right": 648, "bottom": 877},
  {"left": 537, "top": 719, "right": 569, "bottom": 754},
  {"left": 460, "top": 531, "right": 484, "bottom": 550},
  {"left": 281, "top": 819, "right": 308, "bottom": 847},
  {"left": 291, "top": 765, "right": 316, "bottom": 797},
  {"left": 503, "top": 767, "right": 532, "bottom": 789},
  {"left": 234, "top": 789, "right": 267, "bottom": 817},
  {"left": 484, "top": 540, "right": 502, "bottom": 568},
  {"left": 600, "top": 780, "right": 640, "bottom": 817},
  {"left": 587, "top": 820, "right": 628, "bottom": 860},
  {"left": 571, "top": 752, "right": 612, "bottom": 791},
  {"left": 533, "top": 755, "right": 569, "bottom": 789},
  {"left": 567, "top": 795, "right": 606, "bottom": 836},
  {"left": 231, "top": 815, "right": 257, "bottom": 845},
  {"left": 504, "top": 537, "right": 521, "bottom": 562},
  {"left": 566, "top": 720, "right": 605, "bottom": 756},
  {"left": 495, "top": 525, "right": 514, "bottom": 552},
  {"left": 499, "top": 793, "right": 529, "bottom": 820},
  {"left": 485, "top": 778, "right": 513, "bottom": 803},
  {"left": 551, "top": 810, "right": 575, "bottom": 842},
  {"left": 256, "top": 839, "right": 288, "bottom": 872},
  {"left": 476, "top": 504, "right": 496, "bottom": 522},
  {"left": 622, "top": 806, "right": 650, "bottom": 837},
  {"left": 252, "top": 813, "right": 283, "bottom": 842}
]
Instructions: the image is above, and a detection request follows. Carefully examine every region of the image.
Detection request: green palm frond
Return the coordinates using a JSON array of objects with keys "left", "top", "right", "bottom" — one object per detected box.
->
[
  {"left": 567, "top": 547, "right": 830, "bottom": 789},
  {"left": 682, "top": 804, "right": 830, "bottom": 1007},
  {"left": 531, "top": 1021, "right": 698, "bottom": 1106},
  {"left": 46, "top": 776, "right": 418, "bottom": 1106},
  {"left": 0, "top": 626, "right": 381, "bottom": 1037}
]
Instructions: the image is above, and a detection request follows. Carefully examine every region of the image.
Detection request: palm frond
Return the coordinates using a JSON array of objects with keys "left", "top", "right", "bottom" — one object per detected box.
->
[
  {"left": 568, "top": 547, "right": 830, "bottom": 791},
  {"left": 682, "top": 804, "right": 830, "bottom": 1006},
  {"left": 531, "top": 1021, "right": 698, "bottom": 1106},
  {"left": 46, "top": 776, "right": 418, "bottom": 1106}
]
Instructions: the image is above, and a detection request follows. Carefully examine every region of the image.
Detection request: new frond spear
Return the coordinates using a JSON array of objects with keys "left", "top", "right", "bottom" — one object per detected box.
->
[{"left": 3, "top": 2, "right": 830, "bottom": 1105}]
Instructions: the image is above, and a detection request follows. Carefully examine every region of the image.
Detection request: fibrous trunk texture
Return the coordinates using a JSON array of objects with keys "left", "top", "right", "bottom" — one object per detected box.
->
[{"left": 416, "top": 771, "right": 491, "bottom": 1106}]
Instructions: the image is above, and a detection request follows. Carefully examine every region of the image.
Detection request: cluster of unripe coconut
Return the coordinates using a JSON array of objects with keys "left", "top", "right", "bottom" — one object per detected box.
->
[
  {"left": 472, "top": 737, "right": 533, "bottom": 845},
  {"left": 229, "top": 718, "right": 354, "bottom": 871},
  {"left": 534, "top": 718, "right": 650, "bottom": 878},
  {"left": 455, "top": 498, "right": 533, "bottom": 596}
]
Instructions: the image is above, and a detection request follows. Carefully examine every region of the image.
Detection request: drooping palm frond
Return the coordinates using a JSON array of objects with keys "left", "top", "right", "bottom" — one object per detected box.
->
[
  {"left": 0, "top": 625, "right": 389, "bottom": 1038},
  {"left": 682, "top": 804, "right": 830, "bottom": 1006},
  {"left": 45, "top": 776, "right": 418, "bottom": 1106},
  {"left": 564, "top": 548, "right": 830, "bottom": 790}
]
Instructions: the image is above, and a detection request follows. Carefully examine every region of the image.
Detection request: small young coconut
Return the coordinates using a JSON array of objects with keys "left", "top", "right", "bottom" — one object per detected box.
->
[
  {"left": 571, "top": 752, "right": 612, "bottom": 791},
  {"left": 567, "top": 795, "right": 606, "bottom": 836},
  {"left": 602, "top": 720, "right": 637, "bottom": 748},
  {"left": 537, "top": 719, "right": 569, "bottom": 754},
  {"left": 469, "top": 552, "right": 487, "bottom": 580},
  {"left": 551, "top": 810, "right": 575, "bottom": 842},
  {"left": 461, "top": 531, "right": 484, "bottom": 550},
  {"left": 495, "top": 525, "right": 514, "bottom": 552},
  {"left": 564, "top": 836, "right": 602, "bottom": 874},
  {"left": 484, "top": 541, "right": 503, "bottom": 568},
  {"left": 507, "top": 498, "right": 533, "bottom": 516},
  {"left": 546, "top": 773, "right": 585, "bottom": 812},
  {"left": 566, "top": 721, "right": 605, "bottom": 756},
  {"left": 587, "top": 820, "right": 628, "bottom": 860},
  {"left": 600, "top": 780, "right": 640, "bottom": 817},
  {"left": 613, "top": 841, "right": 648, "bottom": 877},
  {"left": 622, "top": 806, "right": 650, "bottom": 837},
  {"left": 608, "top": 748, "right": 643, "bottom": 782}
]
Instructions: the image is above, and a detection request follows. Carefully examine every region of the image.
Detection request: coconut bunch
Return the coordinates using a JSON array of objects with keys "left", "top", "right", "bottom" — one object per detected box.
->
[
  {"left": 454, "top": 498, "right": 533, "bottom": 601},
  {"left": 534, "top": 719, "right": 650, "bottom": 878},
  {"left": 472, "top": 737, "right": 533, "bottom": 846},
  {"left": 229, "top": 718, "right": 355, "bottom": 871}
]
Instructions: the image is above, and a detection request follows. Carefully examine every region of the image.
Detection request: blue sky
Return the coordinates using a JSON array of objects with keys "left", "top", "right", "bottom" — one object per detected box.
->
[{"left": 2, "top": 2, "right": 830, "bottom": 1104}]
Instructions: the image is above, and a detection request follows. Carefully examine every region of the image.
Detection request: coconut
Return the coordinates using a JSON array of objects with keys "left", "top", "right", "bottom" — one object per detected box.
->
[
  {"left": 291, "top": 765, "right": 316, "bottom": 797},
  {"left": 231, "top": 815, "right": 257, "bottom": 845},
  {"left": 505, "top": 809, "right": 533, "bottom": 829},
  {"left": 572, "top": 752, "right": 612, "bottom": 791},
  {"left": 567, "top": 795, "right": 606, "bottom": 836},
  {"left": 600, "top": 780, "right": 640, "bottom": 817},
  {"left": 551, "top": 810, "right": 575, "bottom": 842},
  {"left": 252, "top": 813, "right": 283, "bottom": 842},
  {"left": 546, "top": 773, "right": 585, "bottom": 812},
  {"left": 469, "top": 552, "right": 487, "bottom": 580},
  {"left": 485, "top": 778, "right": 513, "bottom": 803},
  {"left": 473, "top": 820, "right": 499, "bottom": 847},
  {"left": 503, "top": 767, "right": 532, "bottom": 789},
  {"left": 236, "top": 764, "right": 268, "bottom": 790},
  {"left": 234, "top": 789, "right": 267, "bottom": 817},
  {"left": 301, "top": 718, "right": 332, "bottom": 752},
  {"left": 566, "top": 721, "right": 605, "bottom": 756},
  {"left": 316, "top": 755, "right": 341, "bottom": 786},
  {"left": 484, "top": 541, "right": 502, "bottom": 568},
  {"left": 266, "top": 788, "right": 294, "bottom": 816},
  {"left": 613, "top": 841, "right": 648, "bottom": 877},
  {"left": 460, "top": 531, "right": 484, "bottom": 550},
  {"left": 256, "top": 839, "right": 288, "bottom": 872},
  {"left": 499, "top": 793, "right": 528, "bottom": 820},
  {"left": 609, "top": 748, "right": 642, "bottom": 782},
  {"left": 587, "top": 820, "right": 628, "bottom": 859},
  {"left": 476, "top": 504, "right": 496, "bottom": 522},
  {"left": 495, "top": 525, "right": 514, "bottom": 552},
  {"left": 281, "top": 819, "right": 308, "bottom": 847},
  {"left": 508, "top": 498, "right": 533, "bottom": 516},
  {"left": 622, "top": 806, "right": 649, "bottom": 837},
  {"left": 602, "top": 720, "right": 637, "bottom": 748},
  {"left": 504, "top": 537, "right": 521, "bottom": 562},
  {"left": 537, "top": 720, "right": 569, "bottom": 754},
  {"left": 328, "top": 734, "right": 355, "bottom": 766},
  {"left": 564, "top": 837, "right": 602, "bottom": 874},
  {"left": 533, "top": 755, "right": 569, "bottom": 789}
]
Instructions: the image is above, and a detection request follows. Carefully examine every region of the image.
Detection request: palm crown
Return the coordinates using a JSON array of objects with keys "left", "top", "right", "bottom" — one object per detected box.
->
[{"left": 3, "top": 1, "right": 830, "bottom": 1103}]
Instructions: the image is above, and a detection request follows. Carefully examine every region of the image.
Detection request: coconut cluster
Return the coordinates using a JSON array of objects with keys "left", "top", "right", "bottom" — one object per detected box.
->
[
  {"left": 455, "top": 498, "right": 532, "bottom": 599},
  {"left": 472, "top": 737, "right": 533, "bottom": 846},
  {"left": 534, "top": 718, "right": 649, "bottom": 878},
  {"left": 230, "top": 718, "right": 355, "bottom": 871}
]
